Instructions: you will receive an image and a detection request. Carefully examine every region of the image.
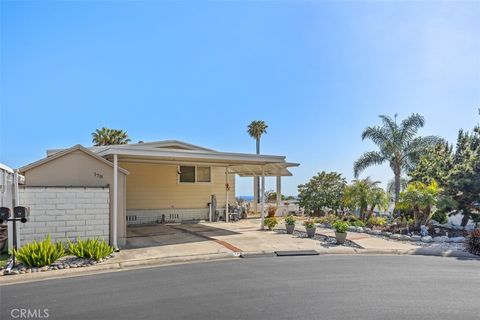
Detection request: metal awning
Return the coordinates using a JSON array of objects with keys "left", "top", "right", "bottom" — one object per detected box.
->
[{"left": 227, "top": 162, "right": 299, "bottom": 177}]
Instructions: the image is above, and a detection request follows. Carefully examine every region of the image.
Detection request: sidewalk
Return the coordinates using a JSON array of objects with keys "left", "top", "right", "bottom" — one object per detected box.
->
[{"left": 1, "top": 219, "right": 477, "bottom": 285}]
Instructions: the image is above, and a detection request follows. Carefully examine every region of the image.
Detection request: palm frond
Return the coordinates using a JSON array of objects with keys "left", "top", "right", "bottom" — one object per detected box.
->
[
  {"left": 399, "top": 113, "right": 425, "bottom": 143},
  {"left": 353, "top": 151, "right": 387, "bottom": 178}
]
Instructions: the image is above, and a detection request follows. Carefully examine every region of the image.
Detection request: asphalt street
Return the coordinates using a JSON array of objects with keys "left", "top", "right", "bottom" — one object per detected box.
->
[{"left": 1, "top": 255, "right": 479, "bottom": 320}]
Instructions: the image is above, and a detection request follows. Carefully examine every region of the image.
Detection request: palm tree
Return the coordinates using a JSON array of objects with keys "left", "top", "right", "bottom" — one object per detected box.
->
[
  {"left": 344, "top": 177, "right": 382, "bottom": 220},
  {"left": 92, "top": 127, "right": 131, "bottom": 146},
  {"left": 247, "top": 120, "right": 268, "bottom": 205},
  {"left": 247, "top": 120, "right": 268, "bottom": 154},
  {"left": 354, "top": 113, "right": 443, "bottom": 203}
]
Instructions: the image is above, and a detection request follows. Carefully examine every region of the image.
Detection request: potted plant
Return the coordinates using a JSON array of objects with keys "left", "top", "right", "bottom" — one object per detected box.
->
[
  {"left": 264, "top": 217, "right": 278, "bottom": 231},
  {"left": 284, "top": 215, "right": 296, "bottom": 234},
  {"left": 332, "top": 220, "right": 349, "bottom": 244},
  {"left": 304, "top": 219, "right": 316, "bottom": 238}
]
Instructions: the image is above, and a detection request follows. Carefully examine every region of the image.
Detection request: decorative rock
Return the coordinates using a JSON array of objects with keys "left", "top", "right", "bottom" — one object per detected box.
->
[
  {"left": 434, "top": 236, "right": 449, "bottom": 243},
  {"left": 41, "top": 266, "right": 48, "bottom": 272},
  {"left": 58, "top": 265, "right": 64, "bottom": 269},
  {"left": 356, "top": 227, "right": 364, "bottom": 233},
  {"left": 32, "top": 268, "right": 38, "bottom": 273},
  {"left": 26, "top": 269, "right": 31, "bottom": 273},
  {"left": 372, "top": 230, "right": 382, "bottom": 235},
  {"left": 421, "top": 236, "right": 433, "bottom": 243},
  {"left": 400, "top": 235, "right": 411, "bottom": 241},
  {"left": 390, "top": 234, "right": 402, "bottom": 240},
  {"left": 70, "top": 264, "right": 78, "bottom": 268},
  {"left": 11, "top": 270, "right": 20, "bottom": 275},
  {"left": 348, "top": 226, "right": 357, "bottom": 232},
  {"left": 383, "top": 232, "right": 392, "bottom": 237},
  {"left": 411, "top": 235, "right": 422, "bottom": 241},
  {"left": 450, "top": 236, "right": 466, "bottom": 243}
]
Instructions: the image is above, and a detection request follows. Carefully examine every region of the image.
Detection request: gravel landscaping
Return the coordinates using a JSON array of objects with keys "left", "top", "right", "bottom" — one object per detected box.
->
[
  {"left": 275, "top": 229, "right": 362, "bottom": 249},
  {"left": 0, "top": 254, "right": 115, "bottom": 276}
]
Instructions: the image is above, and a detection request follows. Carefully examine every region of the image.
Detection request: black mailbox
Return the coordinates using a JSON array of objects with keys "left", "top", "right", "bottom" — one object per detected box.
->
[
  {"left": 0, "top": 207, "right": 10, "bottom": 223},
  {"left": 14, "top": 206, "right": 29, "bottom": 222}
]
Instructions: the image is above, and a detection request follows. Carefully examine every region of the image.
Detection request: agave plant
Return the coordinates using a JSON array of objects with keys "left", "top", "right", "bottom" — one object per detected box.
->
[
  {"left": 67, "top": 238, "right": 114, "bottom": 261},
  {"left": 13, "top": 235, "right": 65, "bottom": 267}
]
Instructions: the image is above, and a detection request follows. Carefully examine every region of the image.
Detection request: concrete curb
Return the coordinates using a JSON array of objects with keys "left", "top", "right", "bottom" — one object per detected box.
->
[
  {"left": 1, "top": 249, "right": 478, "bottom": 285},
  {"left": 0, "top": 253, "right": 236, "bottom": 285}
]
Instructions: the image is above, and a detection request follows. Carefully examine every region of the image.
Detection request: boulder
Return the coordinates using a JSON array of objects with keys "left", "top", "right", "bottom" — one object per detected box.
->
[
  {"left": 411, "top": 235, "right": 422, "bottom": 241},
  {"left": 421, "top": 236, "right": 433, "bottom": 243},
  {"left": 390, "top": 234, "right": 402, "bottom": 240},
  {"left": 348, "top": 226, "right": 357, "bottom": 232},
  {"left": 356, "top": 227, "right": 364, "bottom": 233},
  {"left": 400, "top": 235, "right": 411, "bottom": 241},
  {"left": 372, "top": 230, "right": 382, "bottom": 235},
  {"left": 450, "top": 236, "right": 466, "bottom": 243},
  {"left": 434, "top": 236, "right": 449, "bottom": 243},
  {"left": 383, "top": 232, "right": 392, "bottom": 237}
]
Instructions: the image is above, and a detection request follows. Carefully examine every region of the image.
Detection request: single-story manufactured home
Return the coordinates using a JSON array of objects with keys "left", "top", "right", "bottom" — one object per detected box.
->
[{"left": 18, "top": 140, "right": 298, "bottom": 248}]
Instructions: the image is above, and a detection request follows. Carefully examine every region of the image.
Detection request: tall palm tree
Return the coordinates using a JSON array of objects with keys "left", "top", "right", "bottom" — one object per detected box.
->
[
  {"left": 354, "top": 113, "right": 443, "bottom": 203},
  {"left": 247, "top": 120, "right": 268, "bottom": 155},
  {"left": 247, "top": 120, "right": 268, "bottom": 205},
  {"left": 92, "top": 127, "right": 131, "bottom": 146}
]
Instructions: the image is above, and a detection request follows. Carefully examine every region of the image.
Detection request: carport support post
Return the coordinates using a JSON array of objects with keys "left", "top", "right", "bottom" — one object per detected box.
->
[
  {"left": 276, "top": 176, "right": 281, "bottom": 209},
  {"left": 113, "top": 154, "right": 118, "bottom": 250},
  {"left": 260, "top": 166, "right": 265, "bottom": 230},
  {"left": 253, "top": 176, "right": 258, "bottom": 214},
  {"left": 225, "top": 168, "right": 229, "bottom": 222}
]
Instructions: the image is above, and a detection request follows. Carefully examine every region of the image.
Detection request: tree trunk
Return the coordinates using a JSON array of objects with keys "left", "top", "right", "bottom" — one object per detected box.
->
[
  {"left": 461, "top": 209, "right": 471, "bottom": 227},
  {"left": 394, "top": 171, "right": 401, "bottom": 204},
  {"left": 256, "top": 138, "right": 260, "bottom": 203}
]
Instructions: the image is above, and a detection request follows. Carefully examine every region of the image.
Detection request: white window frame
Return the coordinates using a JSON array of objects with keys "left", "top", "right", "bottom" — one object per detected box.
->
[{"left": 178, "top": 165, "right": 212, "bottom": 184}]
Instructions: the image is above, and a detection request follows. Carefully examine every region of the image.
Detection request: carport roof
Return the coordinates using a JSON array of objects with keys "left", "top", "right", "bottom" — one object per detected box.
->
[{"left": 96, "top": 144, "right": 299, "bottom": 177}]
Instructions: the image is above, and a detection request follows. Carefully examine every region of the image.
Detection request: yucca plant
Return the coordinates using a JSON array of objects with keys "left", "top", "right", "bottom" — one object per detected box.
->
[
  {"left": 13, "top": 235, "right": 65, "bottom": 267},
  {"left": 67, "top": 238, "right": 114, "bottom": 261}
]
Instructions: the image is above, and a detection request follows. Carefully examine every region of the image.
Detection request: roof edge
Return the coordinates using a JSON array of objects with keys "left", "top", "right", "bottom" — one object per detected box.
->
[{"left": 19, "top": 144, "right": 129, "bottom": 175}]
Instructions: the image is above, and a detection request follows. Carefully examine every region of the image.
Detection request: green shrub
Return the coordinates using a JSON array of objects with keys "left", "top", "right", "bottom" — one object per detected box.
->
[
  {"left": 352, "top": 220, "right": 365, "bottom": 227},
  {"left": 431, "top": 211, "right": 448, "bottom": 224},
  {"left": 332, "top": 220, "right": 349, "bottom": 233},
  {"left": 263, "top": 217, "right": 278, "bottom": 231},
  {"left": 366, "top": 216, "right": 388, "bottom": 228},
  {"left": 316, "top": 214, "right": 338, "bottom": 225},
  {"left": 68, "top": 238, "right": 114, "bottom": 261},
  {"left": 466, "top": 229, "right": 480, "bottom": 256},
  {"left": 284, "top": 215, "right": 296, "bottom": 225},
  {"left": 13, "top": 235, "right": 65, "bottom": 267},
  {"left": 303, "top": 219, "right": 316, "bottom": 229}
]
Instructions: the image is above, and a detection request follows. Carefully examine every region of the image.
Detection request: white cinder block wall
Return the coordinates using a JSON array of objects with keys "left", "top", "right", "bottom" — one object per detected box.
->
[{"left": 18, "top": 187, "right": 109, "bottom": 245}]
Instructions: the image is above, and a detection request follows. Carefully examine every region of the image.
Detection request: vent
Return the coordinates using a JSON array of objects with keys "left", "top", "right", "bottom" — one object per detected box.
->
[
  {"left": 126, "top": 215, "right": 137, "bottom": 222},
  {"left": 169, "top": 213, "right": 179, "bottom": 220}
]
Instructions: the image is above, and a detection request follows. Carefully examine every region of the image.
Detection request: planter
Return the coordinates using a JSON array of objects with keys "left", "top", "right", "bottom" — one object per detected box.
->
[
  {"left": 286, "top": 224, "right": 295, "bottom": 234},
  {"left": 306, "top": 227, "right": 316, "bottom": 238},
  {"left": 335, "top": 232, "right": 347, "bottom": 244}
]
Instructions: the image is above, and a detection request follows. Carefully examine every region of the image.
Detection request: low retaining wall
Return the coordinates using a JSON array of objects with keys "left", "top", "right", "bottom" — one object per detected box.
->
[
  {"left": 18, "top": 187, "right": 110, "bottom": 245},
  {"left": 126, "top": 208, "right": 209, "bottom": 225}
]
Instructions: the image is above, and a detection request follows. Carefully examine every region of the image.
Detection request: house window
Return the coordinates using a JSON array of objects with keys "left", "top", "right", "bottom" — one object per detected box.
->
[
  {"left": 179, "top": 166, "right": 196, "bottom": 183},
  {"left": 197, "top": 167, "right": 211, "bottom": 182},
  {"left": 179, "top": 166, "right": 211, "bottom": 183}
]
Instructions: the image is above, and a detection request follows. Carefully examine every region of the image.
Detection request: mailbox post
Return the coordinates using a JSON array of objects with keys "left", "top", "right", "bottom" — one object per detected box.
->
[{"left": 0, "top": 206, "right": 29, "bottom": 266}]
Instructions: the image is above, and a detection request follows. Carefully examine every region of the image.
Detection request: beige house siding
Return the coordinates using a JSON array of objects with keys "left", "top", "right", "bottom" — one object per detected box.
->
[
  {"left": 20, "top": 150, "right": 127, "bottom": 246},
  {"left": 120, "top": 162, "right": 235, "bottom": 211}
]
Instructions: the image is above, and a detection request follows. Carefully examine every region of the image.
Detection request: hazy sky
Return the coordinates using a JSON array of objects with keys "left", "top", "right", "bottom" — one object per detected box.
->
[{"left": 1, "top": 1, "right": 479, "bottom": 196}]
